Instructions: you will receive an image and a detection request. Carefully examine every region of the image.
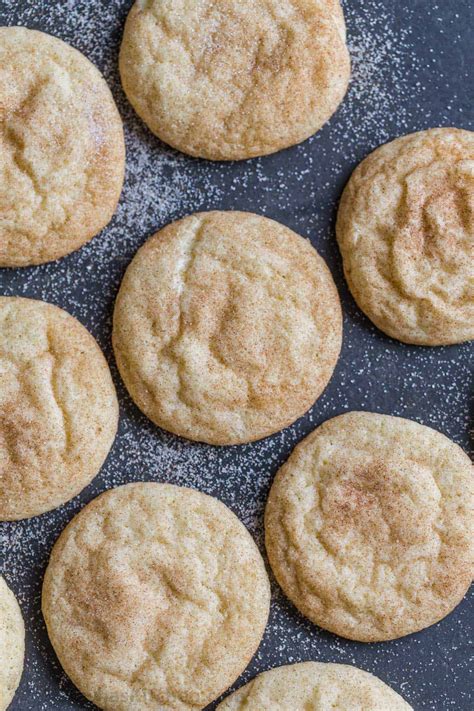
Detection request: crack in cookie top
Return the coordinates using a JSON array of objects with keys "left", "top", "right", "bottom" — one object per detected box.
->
[
  {"left": 42, "top": 483, "right": 270, "bottom": 711},
  {"left": 0, "top": 297, "right": 118, "bottom": 520},
  {"left": 112, "top": 211, "right": 342, "bottom": 445},
  {"left": 0, "top": 27, "right": 125, "bottom": 267},
  {"left": 265, "top": 411, "right": 474, "bottom": 641},
  {"left": 217, "top": 662, "right": 413, "bottom": 710},
  {"left": 119, "top": 0, "right": 350, "bottom": 160},
  {"left": 336, "top": 128, "right": 474, "bottom": 345}
]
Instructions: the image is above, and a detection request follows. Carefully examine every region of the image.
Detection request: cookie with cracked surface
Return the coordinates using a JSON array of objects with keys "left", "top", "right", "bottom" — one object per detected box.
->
[
  {"left": 0, "top": 297, "right": 118, "bottom": 520},
  {"left": 336, "top": 128, "right": 474, "bottom": 345},
  {"left": 0, "top": 27, "right": 125, "bottom": 267},
  {"left": 265, "top": 411, "right": 474, "bottom": 641},
  {"left": 119, "top": 0, "right": 350, "bottom": 160},
  {"left": 217, "top": 662, "right": 412, "bottom": 710},
  {"left": 113, "top": 211, "right": 342, "bottom": 445},
  {"left": 42, "top": 482, "right": 271, "bottom": 711},
  {"left": 0, "top": 577, "right": 25, "bottom": 711}
]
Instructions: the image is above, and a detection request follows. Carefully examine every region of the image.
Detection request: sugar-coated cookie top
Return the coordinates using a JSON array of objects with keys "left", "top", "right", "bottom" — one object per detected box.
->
[
  {"left": 337, "top": 128, "right": 474, "bottom": 345},
  {"left": 265, "top": 412, "right": 474, "bottom": 641},
  {"left": 113, "top": 211, "right": 342, "bottom": 445},
  {"left": 43, "top": 482, "right": 270, "bottom": 711},
  {"left": 0, "top": 577, "right": 24, "bottom": 711},
  {"left": 0, "top": 297, "right": 118, "bottom": 520},
  {"left": 119, "top": 0, "right": 350, "bottom": 159},
  {"left": 0, "top": 27, "right": 125, "bottom": 267},
  {"left": 217, "top": 662, "right": 412, "bottom": 710}
]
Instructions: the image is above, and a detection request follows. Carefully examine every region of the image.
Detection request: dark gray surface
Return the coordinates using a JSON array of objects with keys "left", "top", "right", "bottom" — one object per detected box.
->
[{"left": 0, "top": 1, "right": 473, "bottom": 709}]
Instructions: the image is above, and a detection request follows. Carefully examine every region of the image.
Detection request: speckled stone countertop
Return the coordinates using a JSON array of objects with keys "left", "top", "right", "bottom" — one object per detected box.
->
[{"left": 0, "top": 1, "right": 472, "bottom": 709}]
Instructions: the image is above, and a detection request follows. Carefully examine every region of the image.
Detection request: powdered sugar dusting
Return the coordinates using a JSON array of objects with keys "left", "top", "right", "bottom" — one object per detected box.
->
[{"left": 0, "top": 1, "right": 472, "bottom": 709}]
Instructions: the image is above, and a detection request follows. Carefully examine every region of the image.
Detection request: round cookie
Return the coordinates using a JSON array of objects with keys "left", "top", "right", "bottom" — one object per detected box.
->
[
  {"left": 217, "top": 662, "right": 412, "bottom": 710},
  {"left": 265, "top": 411, "right": 474, "bottom": 642},
  {"left": 119, "top": 0, "right": 350, "bottom": 160},
  {"left": 113, "top": 211, "right": 342, "bottom": 445},
  {"left": 0, "top": 27, "right": 125, "bottom": 267},
  {"left": 42, "top": 482, "right": 271, "bottom": 711},
  {"left": 0, "top": 577, "right": 25, "bottom": 711},
  {"left": 336, "top": 128, "right": 474, "bottom": 345},
  {"left": 0, "top": 297, "right": 118, "bottom": 520}
]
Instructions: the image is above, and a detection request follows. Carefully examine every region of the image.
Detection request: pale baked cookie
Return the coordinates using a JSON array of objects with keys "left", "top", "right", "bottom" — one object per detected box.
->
[
  {"left": 42, "top": 482, "right": 271, "bottom": 711},
  {"left": 265, "top": 412, "right": 474, "bottom": 642},
  {"left": 217, "top": 662, "right": 412, "bottom": 710},
  {"left": 119, "top": 0, "right": 350, "bottom": 160},
  {"left": 0, "top": 577, "right": 25, "bottom": 711},
  {"left": 0, "top": 27, "right": 125, "bottom": 267},
  {"left": 336, "top": 128, "right": 474, "bottom": 345},
  {"left": 0, "top": 297, "right": 118, "bottom": 520},
  {"left": 113, "top": 211, "right": 342, "bottom": 445}
]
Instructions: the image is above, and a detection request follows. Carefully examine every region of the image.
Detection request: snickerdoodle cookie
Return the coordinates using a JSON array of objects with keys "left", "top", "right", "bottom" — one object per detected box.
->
[
  {"left": 265, "top": 412, "right": 474, "bottom": 641},
  {"left": 336, "top": 128, "right": 474, "bottom": 345},
  {"left": 113, "top": 211, "right": 342, "bottom": 445},
  {"left": 0, "top": 27, "right": 125, "bottom": 267},
  {"left": 0, "top": 297, "right": 118, "bottom": 520},
  {"left": 42, "top": 483, "right": 270, "bottom": 711},
  {"left": 217, "top": 662, "right": 412, "bottom": 710},
  {"left": 0, "top": 577, "right": 24, "bottom": 711},
  {"left": 119, "top": 0, "right": 350, "bottom": 160}
]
